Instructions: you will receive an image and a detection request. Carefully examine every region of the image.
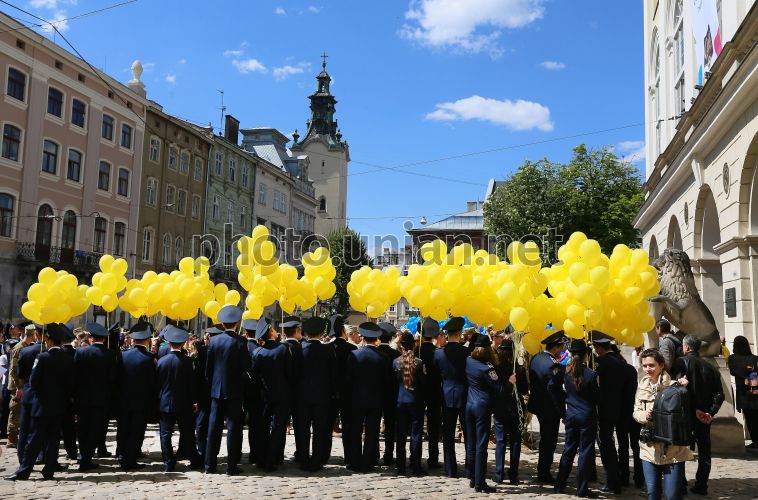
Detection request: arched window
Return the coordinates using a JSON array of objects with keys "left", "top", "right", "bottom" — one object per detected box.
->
[
  {"left": 0, "top": 193, "right": 15, "bottom": 238},
  {"left": 93, "top": 217, "right": 107, "bottom": 253},
  {"left": 318, "top": 196, "right": 327, "bottom": 212},
  {"left": 142, "top": 227, "right": 153, "bottom": 261},
  {"left": 61, "top": 210, "right": 76, "bottom": 249},
  {"left": 651, "top": 31, "right": 662, "bottom": 157},
  {"left": 36, "top": 204, "right": 53, "bottom": 247},
  {"left": 174, "top": 236, "right": 183, "bottom": 264},
  {"left": 672, "top": 0, "right": 685, "bottom": 115},
  {"left": 162, "top": 233, "right": 171, "bottom": 265},
  {"left": 114, "top": 222, "right": 126, "bottom": 256},
  {"left": 146, "top": 177, "right": 157, "bottom": 206}
]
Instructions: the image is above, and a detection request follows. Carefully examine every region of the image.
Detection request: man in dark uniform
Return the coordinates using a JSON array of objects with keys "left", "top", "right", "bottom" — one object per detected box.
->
[
  {"left": 281, "top": 316, "right": 302, "bottom": 464},
  {"left": 416, "top": 317, "right": 442, "bottom": 469},
  {"left": 59, "top": 323, "right": 78, "bottom": 460},
  {"left": 609, "top": 343, "right": 643, "bottom": 488},
  {"left": 591, "top": 330, "right": 624, "bottom": 494},
  {"left": 345, "top": 322, "right": 393, "bottom": 472},
  {"left": 377, "top": 321, "right": 401, "bottom": 466},
  {"left": 116, "top": 321, "right": 156, "bottom": 470},
  {"left": 5, "top": 323, "right": 74, "bottom": 481},
  {"left": 325, "top": 314, "right": 356, "bottom": 466},
  {"left": 156, "top": 328, "right": 172, "bottom": 360},
  {"left": 527, "top": 330, "right": 567, "bottom": 483},
  {"left": 295, "top": 316, "right": 335, "bottom": 471},
  {"left": 434, "top": 316, "right": 469, "bottom": 478},
  {"left": 240, "top": 319, "right": 260, "bottom": 465},
  {"left": 194, "top": 325, "right": 221, "bottom": 459},
  {"left": 204, "top": 306, "right": 248, "bottom": 475},
  {"left": 251, "top": 317, "right": 292, "bottom": 472},
  {"left": 157, "top": 325, "right": 202, "bottom": 472},
  {"left": 74, "top": 322, "right": 117, "bottom": 471},
  {"left": 15, "top": 323, "right": 45, "bottom": 463}
]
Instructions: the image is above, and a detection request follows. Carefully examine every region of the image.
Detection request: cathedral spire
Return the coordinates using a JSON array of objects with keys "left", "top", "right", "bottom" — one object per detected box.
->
[{"left": 294, "top": 53, "right": 344, "bottom": 149}]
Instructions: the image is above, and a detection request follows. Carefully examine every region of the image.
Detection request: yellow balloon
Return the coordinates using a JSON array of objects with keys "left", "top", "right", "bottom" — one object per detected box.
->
[
  {"left": 98, "top": 254, "right": 115, "bottom": 273},
  {"left": 21, "top": 301, "right": 41, "bottom": 322},
  {"left": 179, "top": 256, "right": 195, "bottom": 275},
  {"left": 129, "top": 288, "right": 148, "bottom": 308},
  {"left": 624, "top": 286, "right": 644, "bottom": 303},
  {"left": 110, "top": 258, "right": 128, "bottom": 276},
  {"left": 522, "top": 332, "right": 542, "bottom": 355},
  {"left": 569, "top": 262, "right": 590, "bottom": 285},
  {"left": 509, "top": 306, "right": 529, "bottom": 332},
  {"left": 225, "top": 290, "right": 241, "bottom": 305},
  {"left": 589, "top": 266, "right": 610, "bottom": 291},
  {"left": 86, "top": 286, "right": 104, "bottom": 306}
]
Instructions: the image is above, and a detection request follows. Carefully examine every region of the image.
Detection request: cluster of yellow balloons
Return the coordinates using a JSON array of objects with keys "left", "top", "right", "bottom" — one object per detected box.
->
[
  {"left": 277, "top": 247, "right": 337, "bottom": 314},
  {"left": 203, "top": 282, "right": 243, "bottom": 323},
  {"left": 348, "top": 266, "right": 402, "bottom": 318},
  {"left": 85, "top": 255, "right": 130, "bottom": 312},
  {"left": 21, "top": 267, "right": 90, "bottom": 324}
]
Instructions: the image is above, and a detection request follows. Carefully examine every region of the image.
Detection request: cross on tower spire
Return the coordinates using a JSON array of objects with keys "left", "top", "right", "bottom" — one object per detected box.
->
[{"left": 321, "top": 51, "right": 328, "bottom": 70}]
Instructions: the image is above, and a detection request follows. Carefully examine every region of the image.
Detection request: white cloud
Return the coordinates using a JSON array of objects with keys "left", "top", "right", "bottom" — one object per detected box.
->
[
  {"left": 178, "top": 58, "right": 187, "bottom": 65},
  {"left": 30, "top": 0, "right": 76, "bottom": 8},
  {"left": 40, "top": 11, "right": 69, "bottom": 33},
  {"left": 232, "top": 58, "right": 267, "bottom": 75},
  {"left": 223, "top": 49, "right": 243, "bottom": 57},
  {"left": 142, "top": 62, "right": 156, "bottom": 72},
  {"left": 400, "top": 0, "right": 543, "bottom": 56},
  {"left": 165, "top": 74, "right": 176, "bottom": 84},
  {"left": 307, "top": 6, "right": 321, "bottom": 13},
  {"left": 426, "top": 95, "right": 553, "bottom": 132},
  {"left": 540, "top": 60, "right": 566, "bottom": 70},
  {"left": 273, "top": 65, "right": 305, "bottom": 80},
  {"left": 275, "top": 6, "right": 286, "bottom": 15},
  {"left": 618, "top": 140, "right": 646, "bottom": 163}
]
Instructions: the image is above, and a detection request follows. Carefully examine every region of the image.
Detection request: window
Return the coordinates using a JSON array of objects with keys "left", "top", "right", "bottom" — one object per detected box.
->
[
  {"left": 214, "top": 151, "right": 222, "bottom": 175},
  {"left": 177, "top": 189, "right": 187, "bottom": 216},
  {"left": 121, "top": 124, "right": 132, "bottom": 149},
  {"left": 180, "top": 151, "right": 189, "bottom": 174},
  {"left": 117, "top": 168, "right": 129, "bottom": 196},
  {"left": 113, "top": 222, "right": 125, "bottom": 256},
  {"left": 652, "top": 34, "right": 661, "bottom": 157},
  {"left": 194, "top": 158, "right": 203, "bottom": 181},
  {"left": 67, "top": 149, "right": 82, "bottom": 182},
  {"left": 227, "top": 201, "right": 233, "bottom": 223},
  {"left": 319, "top": 196, "right": 327, "bottom": 212},
  {"left": 673, "top": 1, "right": 685, "bottom": 116},
  {"left": 2, "top": 124, "right": 21, "bottom": 161},
  {"left": 47, "top": 87, "right": 63, "bottom": 117},
  {"left": 36, "top": 204, "right": 53, "bottom": 246},
  {"left": 6, "top": 68, "right": 25, "bottom": 101},
  {"left": 273, "top": 190, "right": 279, "bottom": 211},
  {"left": 168, "top": 146, "right": 177, "bottom": 170},
  {"left": 212, "top": 196, "right": 219, "bottom": 219},
  {"left": 0, "top": 194, "right": 14, "bottom": 238},
  {"left": 191, "top": 194, "right": 200, "bottom": 219},
  {"left": 258, "top": 183, "right": 267, "bottom": 205},
  {"left": 93, "top": 217, "right": 107, "bottom": 253},
  {"left": 59, "top": 211, "right": 76, "bottom": 251},
  {"left": 241, "top": 164, "right": 249, "bottom": 187},
  {"left": 102, "top": 114, "right": 114, "bottom": 140},
  {"left": 71, "top": 99, "right": 86, "bottom": 128},
  {"left": 240, "top": 205, "right": 246, "bottom": 230},
  {"left": 146, "top": 177, "right": 157, "bottom": 206},
  {"left": 98, "top": 161, "right": 111, "bottom": 191},
  {"left": 42, "top": 140, "right": 58, "bottom": 174},
  {"left": 142, "top": 227, "right": 153, "bottom": 261},
  {"left": 174, "top": 237, "right": 183, "bottom": 264},
  {"left": 165, "top": 184, "right": 175, "bottom": 210},
  {"left": 224, "top": 241, "right": 232, "bottom": 267},
  {"left": 162, "top": 233, "right": 171, "bottom": 265},
  {"left": 149, "top": 137, "right": 160, "bottom": 162},
  {"left": 228, "top": 158, "right": 236, "bottom": 182},
  {"left": 280, "top": 193, "right": 287, "bottom": 214}
]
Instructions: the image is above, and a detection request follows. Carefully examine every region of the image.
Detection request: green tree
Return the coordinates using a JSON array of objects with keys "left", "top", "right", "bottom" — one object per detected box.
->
[
  {"left": 324, "top": 227, "right": 372, "bottom": 316},
  {"left": 483, "top": 144, "right": 644, "bottom": 261}
]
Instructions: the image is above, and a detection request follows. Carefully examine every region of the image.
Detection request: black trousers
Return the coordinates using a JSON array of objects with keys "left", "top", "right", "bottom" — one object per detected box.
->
[
  {"left": 77, "top": 405, "right": 108, "bottom": 465},
  {"left": 556, "top": 417, "right": 596, "bottom": 497},
  {"left": 195, "top": 406, "right": 209, "bottom": 458},
  {"left": 464, "top": 404, "right": 491, "bottom": 489},
  {"left": 598, "top": 419, "right": 620, "bottom": 490},
  {"left": 294, "top": 402, "right": 331, "bottom": 468},
  {"left": 0, "top": 385, "right": 10, "bottom": 436},
  {"left": 160, "top": 411, "right": 201, "bottom": 468},
  {"left": 743, "top": 407, "right": 758, "bottom": 442},
  {"left": 536, "top": 412, "right": 560, "bottom": 478},
  {"left": 259, "top": 400, "right": 288, "bottom": 470},
  {"left": 350, "top": 407, "right": 381, "bottom": 471},
  {"left": 327, "top": 399, "right": 351, "bottom": 465},
  {"left": 61, "top": 403, "right": 77, "bottom": 459},
  {"left": 441, "top": 406, "right": 466, "bottom": 477},
  {"left": 381, "top": 399, "right": 396, "bottom": 464},
  {"left": 15, "top": 415, "right": 61, "bottom": 479},
  {"left": 493, "top": 410, "right": 521, "bottom": 482},
  {"left": 396, "top": 402, "right": 424, "bottom": 473},
  {"left": 693, "top": 420, "right": 712, "bottom": 489},
  {"left": 117, "top": 409, "right": 147, "bottom": 467},
  {"left": 617, "top": 417, "right": 643, "bottom": 486},
  {"left": 423, "top": 396, "right": 441, "bottom": 464},
  {"left": 204, "top": 398, "right": 243, "bottom": 471},
  {"left": 17, "top": 402, "right": 32, "bottom": 462}
]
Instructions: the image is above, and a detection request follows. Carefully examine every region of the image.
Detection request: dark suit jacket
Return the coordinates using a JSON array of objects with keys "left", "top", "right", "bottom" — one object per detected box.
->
[
  {"left": 18, "top": 342, "right": 44, "bottom": 404},
  {"left": 345, "top": 345, "right": 392, "bottom": 409},
  {"left": 251, "top": 340, "right": 292, "bottom": 403},
  {"left": 118, "top": 345, "right": 156, "bottom": 412},
  {"left": 434, "top": 342, "right": 469, "bottom": 409},
  {"left": 30, "top": 347, "right": 74, "bottom": 417},
  {"left": 157, "top": 350, "right": 196, "bottom": 414},
  {"left": 418, "top": 341, "right": 441, "bottom": 401},
  {"left": 74, "top": 343, "right": 117, "bottom": 409},
  {"left": 298, "top": 339, "right": 336, "bottom": 405},
  {"left": 527, "top": 351, "right": 565, "bottom": 418},
  {"left": 206, "top": 331, "right": 249, "bottom": 400},
  {"left": 332, "top": 338, "right": 356, "bottom": 400}
]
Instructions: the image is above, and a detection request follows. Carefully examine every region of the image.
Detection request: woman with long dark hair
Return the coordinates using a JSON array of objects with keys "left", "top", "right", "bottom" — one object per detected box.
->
[
  {"left": 465, "top": 334, "right": 503, "bottom": 493},
  {"left": 728, "top": 336, "right": 758, "bottom": 448},
  {"left": 492, "top": 338, "right": 528, "bottom": 485},
  {"left": 393, "top": 331, "right": 427, "bottom": 475},
  {"left": 555, "top": 339, "right": 599, "bottom": 498}
]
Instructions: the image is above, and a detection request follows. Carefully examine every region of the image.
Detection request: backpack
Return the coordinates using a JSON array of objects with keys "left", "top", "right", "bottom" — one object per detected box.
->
[{"left": 652, "top": 382, "right": 692, "bottom": 446}]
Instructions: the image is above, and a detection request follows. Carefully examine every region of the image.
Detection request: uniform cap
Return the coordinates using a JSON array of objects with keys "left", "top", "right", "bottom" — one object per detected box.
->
[
  {"left": 45, "top": 323, "right": 70, "bottom": 343},
  {"left": 255, "top": 317, "right": 271, "bottom": 340},
  {"left": 128, "top": 321, "right": 154, "bottom": 341},
  {"left": 471, "top": 333, "right": 492, "bottom": 348},
  {"left": 281, "top": 316, "right": 301, "bottom": 329},
  {"left": 442, "top": 316, "right": 465, "bottom": 333},
  {"left": 589, "top": 330, "right": 613, "bottom": 345},
  {"left": 86, "top": 322, "right": 110, "bottom": 337},
  {"left": 569, "top": 339, "right": 589, "bottom": 354},
  {"left": 327, "top": 314, "right": 344, "bottom": 338},
  {"left": 241, "top": 319, "right": 257, "bottom": 333},
  {"left": 205, "top": 326, "right": 222, "bottom": 335},
  {"left": 358, "top": 322, "right": 382, "bottom": 339},
  {"left": 218, "top": 305, "right": 242, "bottom": 324},
  {"left": 498, "top": 339, "right": 515, "bottom": 351},
  {"left": 302, "top": 317, "right": 328, "bottom": 336},
  {"left": 541, "top": 331, "right": 567, "bottom": 347},
  {"left": 163, "top": 325, "right": 189, "bottom": 344},
  {"left": 377, "top": 322, "right": 397, "bottom": 336},
  {"left": 420, "top": 317, "right": 440, "bottom": 338}
]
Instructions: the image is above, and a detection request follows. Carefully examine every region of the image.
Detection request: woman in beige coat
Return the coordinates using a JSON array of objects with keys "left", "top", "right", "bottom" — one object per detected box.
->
[{"left": 633, "top": 348, "right": 692, "bottom": 500}]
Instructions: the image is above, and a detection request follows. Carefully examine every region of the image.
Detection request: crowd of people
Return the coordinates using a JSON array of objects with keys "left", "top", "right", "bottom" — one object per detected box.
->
[{"left": 0, "top": 312, "right": 755, "bottom": 499}]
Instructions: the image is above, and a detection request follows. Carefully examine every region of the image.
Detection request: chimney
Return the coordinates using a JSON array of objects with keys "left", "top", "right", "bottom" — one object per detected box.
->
[
  {"left": 224, "top": 114, "right": 240, "bottom": 144},
  {"left": 467, "top": 201, "right": 479, "bottom": 212}
]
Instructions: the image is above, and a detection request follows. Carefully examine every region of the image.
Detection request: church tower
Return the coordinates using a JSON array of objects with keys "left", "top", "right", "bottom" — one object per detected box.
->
[{"left": 291, "top": 53, "right": 349, "bottom": 237}]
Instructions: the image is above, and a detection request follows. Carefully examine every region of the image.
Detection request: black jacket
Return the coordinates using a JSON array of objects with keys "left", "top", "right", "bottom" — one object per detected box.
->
[{"left": 673, "top": 352, "right": 724, "bottom": 417}]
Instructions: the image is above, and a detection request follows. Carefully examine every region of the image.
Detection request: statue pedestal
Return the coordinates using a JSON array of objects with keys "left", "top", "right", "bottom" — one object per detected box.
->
[{"left": 709, "top": 358, "right": 746, "bottom": 456}]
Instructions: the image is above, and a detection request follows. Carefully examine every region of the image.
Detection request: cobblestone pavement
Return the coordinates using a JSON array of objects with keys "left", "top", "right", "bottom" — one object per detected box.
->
[{"left": 0, "top": 423, "right": 756, "bottom": 499}]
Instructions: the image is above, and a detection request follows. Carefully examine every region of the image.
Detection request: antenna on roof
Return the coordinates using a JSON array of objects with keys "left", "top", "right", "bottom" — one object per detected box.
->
[{"left": 217, "top": 89, "right": 226, "bottom": 136}]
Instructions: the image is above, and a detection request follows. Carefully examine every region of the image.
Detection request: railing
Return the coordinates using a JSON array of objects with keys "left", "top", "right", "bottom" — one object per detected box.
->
[
  {"left": 16, "top": 242, "right": 103, "bottom": 268},
  {"left": 293, "top": 178, "right": 316, "bottom": 199}
]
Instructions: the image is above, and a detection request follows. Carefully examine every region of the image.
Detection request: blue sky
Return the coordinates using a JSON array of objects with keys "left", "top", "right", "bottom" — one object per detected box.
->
[{"left": 4, "top": 0, "right": 645, "bottom": 252}]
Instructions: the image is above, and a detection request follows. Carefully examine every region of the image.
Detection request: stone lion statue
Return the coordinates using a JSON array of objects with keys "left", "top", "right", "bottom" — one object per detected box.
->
[{"left": 647, "top": 248, "right": 721, "bottom": 357}]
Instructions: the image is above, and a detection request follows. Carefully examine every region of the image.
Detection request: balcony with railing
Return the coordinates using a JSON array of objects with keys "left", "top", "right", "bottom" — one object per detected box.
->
[
  {"left": 293, "top": 178, "right": 316, "bottom": 199},
  {"left": 16, "top": 242, "right": 103, "bottom": 268}
]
